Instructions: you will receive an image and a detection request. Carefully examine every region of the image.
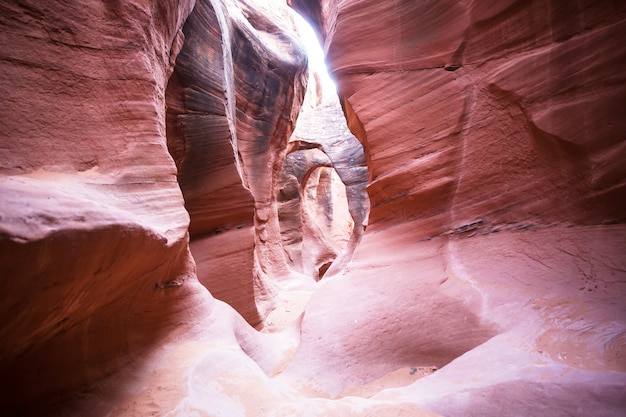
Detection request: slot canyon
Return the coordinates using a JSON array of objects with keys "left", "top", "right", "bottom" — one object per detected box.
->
[{"left": 1, "top": 0, "right": 625, "bottom": 415}]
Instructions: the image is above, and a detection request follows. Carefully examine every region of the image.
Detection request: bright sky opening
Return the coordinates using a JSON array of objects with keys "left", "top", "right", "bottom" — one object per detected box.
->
[{"left": 292, "top": 12, "right": 337, "bottom": 95}]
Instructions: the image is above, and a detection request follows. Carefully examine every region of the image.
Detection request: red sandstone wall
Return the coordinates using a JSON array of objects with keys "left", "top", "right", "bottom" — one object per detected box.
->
[
  {"left": 0, "top": 0, "right": 309, "bottom": 411},
  {"left": 284, "top": 1, "right": 626, "bottom": 414},
  {"left": 0, "top": 1, "right": 218, "bottom": 412},
  {"left": 1, "top": 0, "right": 625, "bottom": 416},
  {"left": 165, "top": 0, "right": 308, "bottom": 324},
  {"left": 298, "top": 0, "right": 626, "bottom": 235}
]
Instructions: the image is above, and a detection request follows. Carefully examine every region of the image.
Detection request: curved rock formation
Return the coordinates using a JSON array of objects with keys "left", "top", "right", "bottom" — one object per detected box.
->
[
  {"left": 165, "top": 0, "right": 308, "bottom": 323},
  {"left": 0, "top": 0, "right": 207, "bottom": 413},
  {"left": 2, "top": 0, "right": 625, "bottom": 416},
  {"left": 278, "top": 148, "right": 344, "bottom": 278},
  {"left": 286, "top": 0, "right": 626, "bottom": 414},
  {"left": 278, "top": 91, "right": 369, "bottom": 280}
]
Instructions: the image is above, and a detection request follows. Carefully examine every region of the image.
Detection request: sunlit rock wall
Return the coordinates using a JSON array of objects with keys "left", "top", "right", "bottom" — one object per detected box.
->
[
  {"left": 0, "top": 0, "right": 306, "bottom": 410},
  {"left": 0, "top": 0, "right": 214, "bottom": 413},
  {"left": 295, "top": 0, "right": 626, "bottom": 234},
  {"left": 286, "top": 0, "right": 626, "bottom": 414}
]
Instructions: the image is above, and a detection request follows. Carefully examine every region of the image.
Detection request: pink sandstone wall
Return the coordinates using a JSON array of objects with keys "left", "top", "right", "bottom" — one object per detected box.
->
[{"left": 1, "top": 0, "right": 625, "bottom": 415}]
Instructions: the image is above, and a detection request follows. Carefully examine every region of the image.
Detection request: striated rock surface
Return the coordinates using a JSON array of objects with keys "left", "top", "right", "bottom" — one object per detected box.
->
[
  {"left": 166, "top": 0, "right": 309, "bottom": 323},
  {"left": 166, "top": 0, "right": 255, "bottom": 237},
  {"left": 0, "top": 0, "right": 207, "bottom": 413},
  {"left": 299, "top": 0, "right": 626, "bottom": 233},
  {"left": 278, "top": 92, "right": 369, "bottom": 279},
  {"left": 286, "top": 0, "right": 626, "bottom": 415},
  {"left": 3, "top": 0, "right": 626, "bottom": 416}
]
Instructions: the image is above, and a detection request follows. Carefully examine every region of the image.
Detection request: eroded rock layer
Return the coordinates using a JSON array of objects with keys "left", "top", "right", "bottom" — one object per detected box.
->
[
  {"left": 166, "top": 0, "right": 309, "bottom": 323},
  {"left": 285, "top": 0, "right": 626, "bottom": 415},
  {"left": 0, "top": 0, "right": 207, "bottom": 413},
  {"left": 0, "top": 0, "right": 307, "bottom": 412}
]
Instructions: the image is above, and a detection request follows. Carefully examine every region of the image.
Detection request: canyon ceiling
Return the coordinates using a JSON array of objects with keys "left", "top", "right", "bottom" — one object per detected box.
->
[{"left": 1, "top": 0, "right": 625, "bottom": 416}]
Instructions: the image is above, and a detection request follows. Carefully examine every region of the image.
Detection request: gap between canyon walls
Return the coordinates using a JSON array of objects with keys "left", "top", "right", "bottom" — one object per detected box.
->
[
  {"left": 164, "top": 0, "right": 495, "bottom": 402},
  {"left": 165, "top": 0, "right": 369, "bottom": 326}
]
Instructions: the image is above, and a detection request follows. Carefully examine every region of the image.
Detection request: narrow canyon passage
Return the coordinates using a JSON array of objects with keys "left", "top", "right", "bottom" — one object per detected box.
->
[
  {"left": 166, "top": 4, "right": 370, "bottom": 329},
  {"left": 1, "top": 1, "right": 625, "bottom": 416}
]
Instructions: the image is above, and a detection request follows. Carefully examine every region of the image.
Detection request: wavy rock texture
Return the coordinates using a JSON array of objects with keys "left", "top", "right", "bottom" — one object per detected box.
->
[
  {"left": 3, "top": 0, "right": 626, "bottom": 416},
  {"left": 278, "top": 91, "right": 369, "bottom": 279},
  {"left": 286, "top": 0, "right": 626, "bottom": 415},
  {"left": 0, "top": 0, "right": 211, "bottom": 413},
  {"left": 166, "top": 0, "right": 308, "bottom": 324},
  {"left": 166, "top": 0, "right": 255, "bottom": 237},
  {"left": 0, "top": 0, "right": 307, "bottom": 414}
]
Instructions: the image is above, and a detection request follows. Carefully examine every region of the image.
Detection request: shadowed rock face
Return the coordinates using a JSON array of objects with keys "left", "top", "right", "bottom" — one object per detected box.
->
[
  {"left": 166, "top": 0, "right": 255, "bottom": 237},
  {"left": 286, "top": 0, "right": 626, "bottom": 414},
  {"left": 166, "top": 0, "right": 308, "bottom": 324},
  {"left": 278, "top": 91, "right": 369, "bottom": 280}
]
